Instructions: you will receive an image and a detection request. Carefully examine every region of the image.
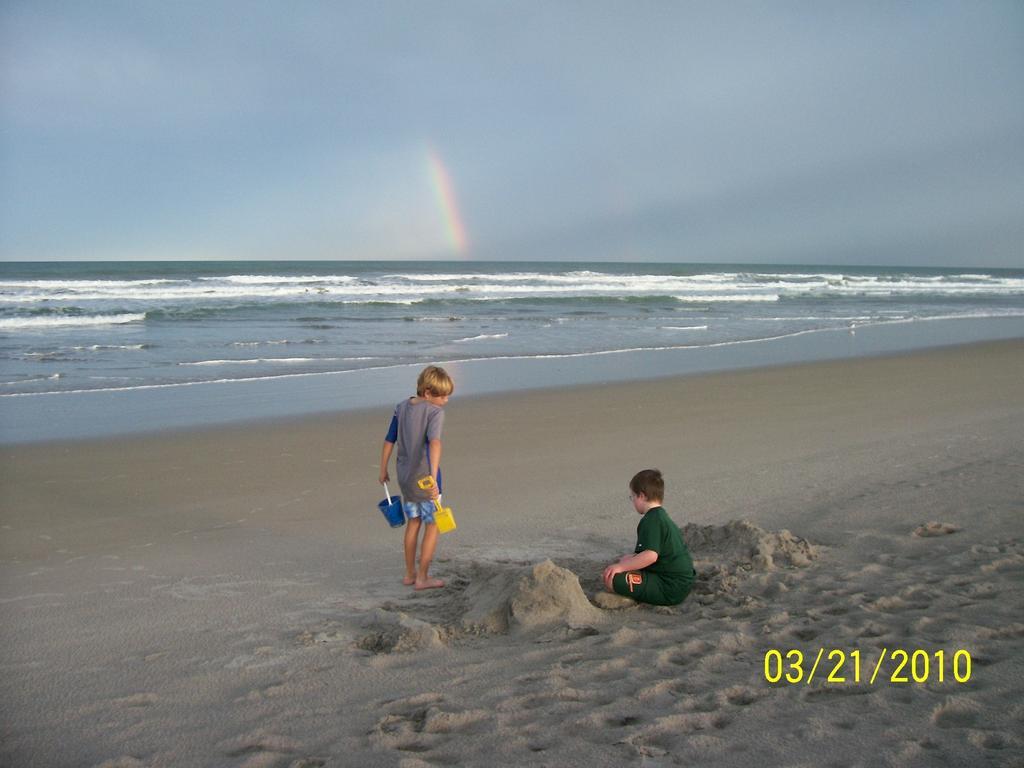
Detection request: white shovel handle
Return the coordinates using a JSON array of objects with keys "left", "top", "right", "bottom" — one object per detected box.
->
[{"left": 382, "top": 481, "right": 395, "bottom": 503}]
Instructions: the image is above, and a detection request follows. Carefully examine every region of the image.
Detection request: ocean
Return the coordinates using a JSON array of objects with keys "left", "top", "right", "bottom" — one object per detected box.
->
[{"left": 2, "top": 260, "right": 1023, "bottom": 442}]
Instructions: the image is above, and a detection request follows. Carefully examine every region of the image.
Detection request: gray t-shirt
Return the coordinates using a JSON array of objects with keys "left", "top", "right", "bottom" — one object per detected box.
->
[{"left": 391, "top": 398, "right": 445, "bottom": 502}]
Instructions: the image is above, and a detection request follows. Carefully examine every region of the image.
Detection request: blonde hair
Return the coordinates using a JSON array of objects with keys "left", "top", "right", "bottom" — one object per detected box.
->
[{"left": 417, "top": 365, "right": 454, "bottom": 397}]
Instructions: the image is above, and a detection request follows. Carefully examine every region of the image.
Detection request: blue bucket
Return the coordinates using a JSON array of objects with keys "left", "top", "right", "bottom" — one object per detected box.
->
[{"left": 378, "top": 483, "right": 405, "bottom": 528}]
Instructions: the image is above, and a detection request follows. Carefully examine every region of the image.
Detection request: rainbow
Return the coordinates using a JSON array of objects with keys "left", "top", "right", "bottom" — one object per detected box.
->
[{"left": 427, "top": 147, "right": 469, "bottom": 255}]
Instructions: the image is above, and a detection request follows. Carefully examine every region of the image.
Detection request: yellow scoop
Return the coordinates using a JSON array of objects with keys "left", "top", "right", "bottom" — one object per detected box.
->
[{"left": 417, "top": 476, "right": 456, "bottom": 533}]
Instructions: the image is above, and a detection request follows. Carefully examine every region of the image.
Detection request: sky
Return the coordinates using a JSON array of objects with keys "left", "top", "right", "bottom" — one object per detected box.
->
[{"left": 1, "top": 1, "right": 1022, "bottom": 267}]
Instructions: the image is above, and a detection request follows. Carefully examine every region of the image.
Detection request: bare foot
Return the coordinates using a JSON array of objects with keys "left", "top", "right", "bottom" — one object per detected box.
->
[
  {"left": 402, "top": 576, "right": 416, "bottom": 586},
  {"left": 414, "top": 577, "right": 445, "bottom": 590}
]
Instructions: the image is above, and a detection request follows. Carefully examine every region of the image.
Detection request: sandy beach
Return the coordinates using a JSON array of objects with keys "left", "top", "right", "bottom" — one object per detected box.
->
[{"left": 1, "top": 339, "right": 1022, "bottom": 767}]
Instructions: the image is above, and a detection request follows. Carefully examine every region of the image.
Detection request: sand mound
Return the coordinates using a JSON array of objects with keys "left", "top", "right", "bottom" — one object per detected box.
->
[
  {"left": 357, "top": 609, "right": 443, "bottom": 654},
  {"left": 460, "top": 559, "right": 604, "bottom": 634},
  {"left": 358, "top": 560, "right": 607, "bottom": 645},
  {"left": 681, "top": 519, "right": 816, "bottom": 570},
  {"left": 360, "top": 523, "right": 819, "bottom": 641},
  {"left": 671, "top": 520, "right": 819, "bottom": 608}
]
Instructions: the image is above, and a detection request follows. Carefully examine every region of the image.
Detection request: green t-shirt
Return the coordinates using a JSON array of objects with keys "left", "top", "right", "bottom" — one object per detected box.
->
[{"left": 635, "top": 506, "right": 695, "bottom": 590}]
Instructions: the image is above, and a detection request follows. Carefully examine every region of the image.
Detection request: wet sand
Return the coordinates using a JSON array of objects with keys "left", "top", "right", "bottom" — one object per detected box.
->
[{"left": 1, "top": 339, "right": 1022, "bottom": 767}]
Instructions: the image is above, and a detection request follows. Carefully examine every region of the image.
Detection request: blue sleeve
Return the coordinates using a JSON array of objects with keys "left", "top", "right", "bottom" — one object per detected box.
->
[{"left": 384, "top": 413, "right": 398, "bottom": 443}]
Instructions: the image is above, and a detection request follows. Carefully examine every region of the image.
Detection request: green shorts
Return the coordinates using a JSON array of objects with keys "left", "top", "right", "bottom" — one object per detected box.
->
[{"left": 612, "top": 570, "right": 691, "bottom": 607}]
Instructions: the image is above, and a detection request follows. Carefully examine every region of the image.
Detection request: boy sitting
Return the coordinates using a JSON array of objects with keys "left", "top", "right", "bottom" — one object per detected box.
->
[{"left": 602, "top": 469, "right": 695, "bottom": 606}]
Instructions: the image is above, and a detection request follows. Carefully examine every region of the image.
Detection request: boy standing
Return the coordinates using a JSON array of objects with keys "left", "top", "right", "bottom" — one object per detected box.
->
[
  {"left": 602, "top": 469, "right": 695, "bottom": 606},
  {"left": 379, "top": 365, "right": 454, "bottom": 590}
]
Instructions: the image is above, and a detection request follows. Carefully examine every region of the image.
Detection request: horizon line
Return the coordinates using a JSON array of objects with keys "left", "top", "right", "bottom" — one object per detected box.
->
[{"left": 0, "top": 257, "right": 1020, "bottom": 271}]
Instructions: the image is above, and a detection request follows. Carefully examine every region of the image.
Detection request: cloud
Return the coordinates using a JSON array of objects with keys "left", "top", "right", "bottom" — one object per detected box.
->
[{"left": 2, "top": 1, "right": 1022, "bottom": 265}]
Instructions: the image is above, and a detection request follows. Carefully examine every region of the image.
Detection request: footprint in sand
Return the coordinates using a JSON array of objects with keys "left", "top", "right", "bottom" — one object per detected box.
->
[
  {"left": 111, "top": 693, "right": 158, "bottom": 709},
  {"left": 962, "top": 582, "right": 999, "bottom": 600},
  {"left": 686, "top": 695, "right": 723, "bottom": 714},
  {"left": 655, "top": 638, "right": 712, "bottom": 671},
  {"left": 629, "top": 711, "right": 733, "bottom": 757},
  {"left": 821, "top": 604, "right": 849, "bottom": 616},
  {"left": 236, "top": 681, "right": 288, "bottom": 703},
  {"left": 663, "top": 680, "right": 701, "bottom": 700},
  {"left": 378, "top": 692, "right": 444, "bottom": 712},
  {"left": 496, "top": 692, "right": 558, "bottom": 712},
  {"left": 658, "top": 649, "right": 694, "bottom": 669},
  {"left": 589, "top": 657, "right": 631, "bottom": 683},
  {"left": 606, "top": 714, "right": 643, "bottom": 727},
  {"left": 94, "top": 758, "right": 146, "bottom": 768},
  {"left": 913, "top": 521, "right": 959, "bottom": 537},
  {"left": 931, "top": 697, "right": 980, "bottom": 728},
  {"left": 422, "top": 707, "right": 493, "bottom": 735},
  {"left": 371, "top": 693, "right": 490, "bottom": 755},
  {"left": 634, "top": 679, "right": 679, "bottom": 704},
  {"left": 968, "top": 730, "right": 1011, "bottom": 750},
  {"left": 511, "top": 671, "right": 550, "bottom": 686},
  {"left": 857, "top": 620, "right": 889, "bottom": 639},
  {"left": 866, "top": 595, "right": 911, "bottom": 612},
  {"left": 218, "top": 732, "right": 301, "bottom": 763},
  {"left": 789, "top": 626, "right": 819, "bottom": 642},
  {"left": 720, "top": 685, "right": 762, "bottom": 707},
  {"left": 978, "top": 622, "right": 1024, "bottom": 640}
]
